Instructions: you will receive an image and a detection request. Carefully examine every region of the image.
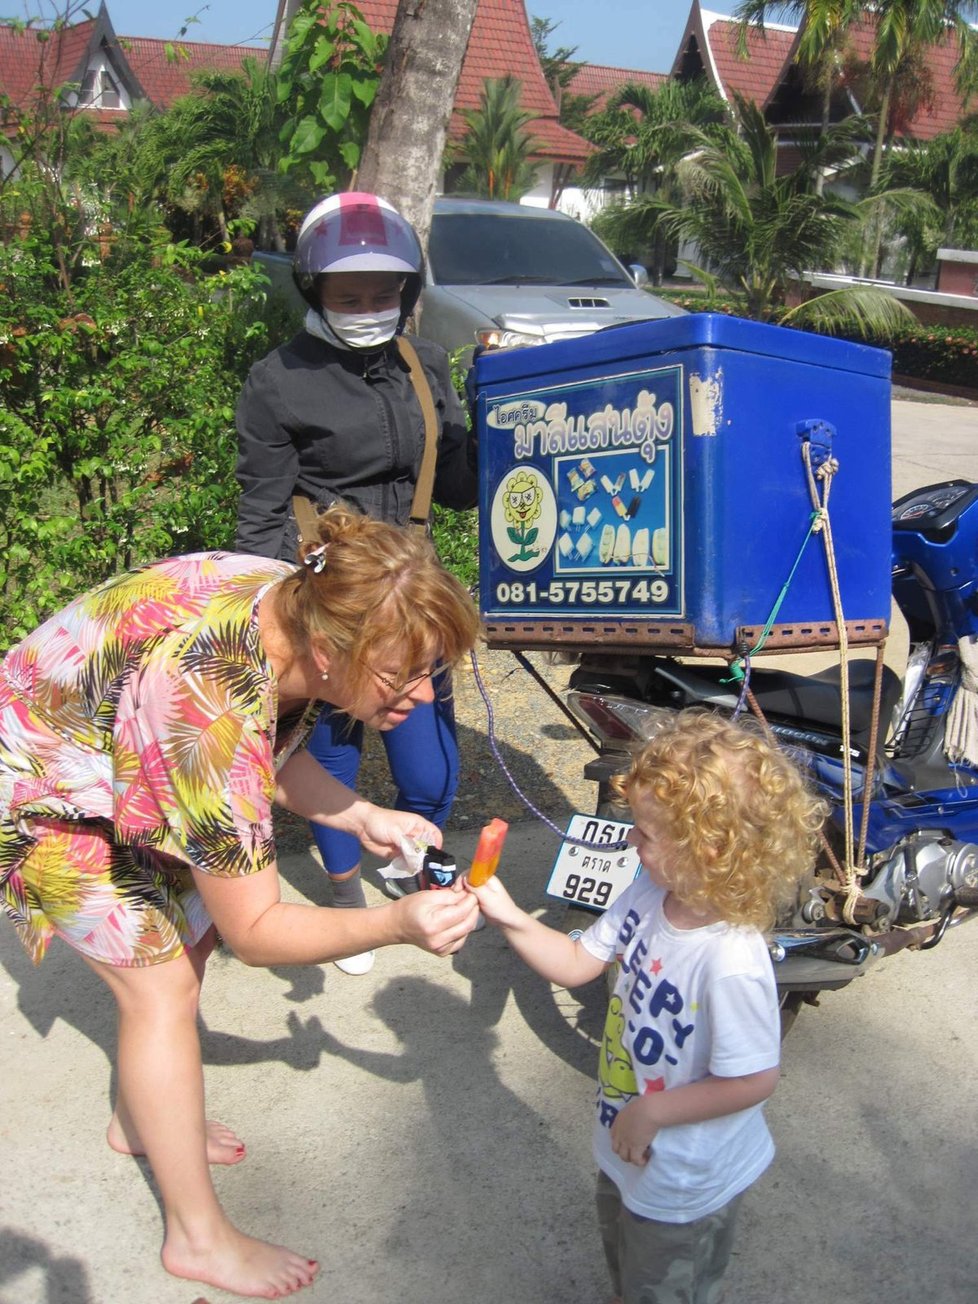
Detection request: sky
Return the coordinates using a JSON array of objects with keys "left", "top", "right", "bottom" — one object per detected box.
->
[{"left": 35, "top": 0, "right": 744, "bottom": 75}]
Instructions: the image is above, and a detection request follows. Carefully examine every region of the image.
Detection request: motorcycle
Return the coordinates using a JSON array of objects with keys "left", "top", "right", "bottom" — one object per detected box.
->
[{"left": 547, "top": 478, "right": 978, "bottom": 1031}]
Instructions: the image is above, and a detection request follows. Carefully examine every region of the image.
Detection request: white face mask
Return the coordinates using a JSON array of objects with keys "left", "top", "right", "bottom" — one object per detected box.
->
[{"left": 323, "top": 305, "right": 400, "bottom": 350}]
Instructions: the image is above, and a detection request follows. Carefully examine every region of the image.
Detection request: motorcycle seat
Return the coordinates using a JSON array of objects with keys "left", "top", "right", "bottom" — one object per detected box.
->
[
  {"left": 658, "top": 659, "right": 902, "bottom": 748},
  {"left": 746, "top": 661, "right": 903, "bottom": 744}
]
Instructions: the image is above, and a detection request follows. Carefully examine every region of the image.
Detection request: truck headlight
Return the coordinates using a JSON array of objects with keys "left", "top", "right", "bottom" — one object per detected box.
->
[{"left": 475, "top": 326, "right": 549, "bottom": 351}]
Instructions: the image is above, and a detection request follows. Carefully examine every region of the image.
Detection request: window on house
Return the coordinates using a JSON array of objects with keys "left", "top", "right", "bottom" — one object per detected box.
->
[
  {"left": 78, "top": 67, "right": 120, "bottom": 108},
  {"left": 100, "top": 71, "right": 120, "bottom": 109},
  {"left": 78, "top": 69, "right": 98, "bottom": 103}
]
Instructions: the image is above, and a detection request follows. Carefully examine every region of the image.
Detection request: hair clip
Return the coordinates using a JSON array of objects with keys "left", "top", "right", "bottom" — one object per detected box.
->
[{"left": 303, "top": 545, "right": 327, "bottom": 574}]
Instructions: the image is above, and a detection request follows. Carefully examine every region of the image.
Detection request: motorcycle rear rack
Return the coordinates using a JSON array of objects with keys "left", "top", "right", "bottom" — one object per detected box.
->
[{"left": 484, "top": 617, "right": 888, "bottom": 656}]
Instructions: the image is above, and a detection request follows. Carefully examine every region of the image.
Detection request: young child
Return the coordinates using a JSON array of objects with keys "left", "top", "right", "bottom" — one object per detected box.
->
[{"left": 466, "top": 710, "right": 825, "bottom": 1304}]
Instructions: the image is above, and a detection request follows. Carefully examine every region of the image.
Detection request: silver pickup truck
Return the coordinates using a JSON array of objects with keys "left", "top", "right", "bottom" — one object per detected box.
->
[{"left": 253, "top": 195, "right": 685, "bottom": 356}]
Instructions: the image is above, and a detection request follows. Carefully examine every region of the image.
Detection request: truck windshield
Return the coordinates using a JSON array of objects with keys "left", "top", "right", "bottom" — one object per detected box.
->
[{"left": 429, "top": 212, "right": 632, "bottom": 289}]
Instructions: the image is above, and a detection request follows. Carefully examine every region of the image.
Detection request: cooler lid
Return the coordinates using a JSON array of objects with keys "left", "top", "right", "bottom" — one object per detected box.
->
[{"left": 473, "top": 312, "right": 892, "bottom": 387}]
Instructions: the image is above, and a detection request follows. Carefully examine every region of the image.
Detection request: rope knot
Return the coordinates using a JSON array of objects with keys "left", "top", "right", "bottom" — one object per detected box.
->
[{"left": 817, "top": 456, "right": 839, "bottom": 480}]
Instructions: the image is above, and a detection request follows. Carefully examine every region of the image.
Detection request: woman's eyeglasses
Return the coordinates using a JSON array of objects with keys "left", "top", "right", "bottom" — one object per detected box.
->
[{"left": 367, "top": 663, "right": 449, "bottom": 695}]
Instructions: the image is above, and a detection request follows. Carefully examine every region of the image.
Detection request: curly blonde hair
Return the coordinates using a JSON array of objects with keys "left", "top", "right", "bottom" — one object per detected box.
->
[
  {"left": 274, "top": 505, "right": 481, "bottom": 706},
  {"left": 610, "top": 710, "right": 827, "bottom": 930}
]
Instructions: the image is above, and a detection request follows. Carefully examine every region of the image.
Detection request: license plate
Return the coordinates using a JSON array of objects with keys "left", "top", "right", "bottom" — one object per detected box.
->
[{"left": 546, "top": 813, "right": 642, "bottom": 913}]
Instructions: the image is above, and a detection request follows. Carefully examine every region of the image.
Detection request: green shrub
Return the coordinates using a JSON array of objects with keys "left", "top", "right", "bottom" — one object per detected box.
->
[
  {"left": 0, "top": 235, "right": 271, "bottom": 650},
  {"left": 873, "top": 324, "right": 978, "bottom": 389},
  {"left": 431, "top": 504, "right": 479, "bottom": 591},
  {"left": 654, "top": 287, "right": 750, "bottom": 318},
  {"left": 434, "top": 346, "right": 480, "bottom": 591}
]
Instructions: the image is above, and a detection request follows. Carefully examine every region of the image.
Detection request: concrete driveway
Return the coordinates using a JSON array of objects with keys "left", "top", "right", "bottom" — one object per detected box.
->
[{"left": 2, "top": 395, "right": 978, "bottom": 1304}]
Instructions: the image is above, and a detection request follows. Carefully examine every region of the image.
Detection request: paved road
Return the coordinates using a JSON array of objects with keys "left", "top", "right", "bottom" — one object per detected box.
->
[{"left": 2, "top": 396, "right": 978, "bottom": 1304}]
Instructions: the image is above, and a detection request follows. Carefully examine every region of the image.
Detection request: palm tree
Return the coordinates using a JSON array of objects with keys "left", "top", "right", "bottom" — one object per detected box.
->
[
  {"left": 862, "top": 2, "right": 978, "bottom": 188},
  {"left": 530, "top": 16, "right": 596, "bottom": 135},
  {"left": 736, "top": 0, "right": 862, "bottom": 191},
  {"left": 620, "top": 93, "right": 911, "bottom": 331},
  {"left": 583, "top": 78, "right": 731, "bottom": 282},
  {"left": 584, "top": 78, "right": 730, "bottom": 194},
  {"left": 880, "top": 126, "right": 978, "bottom": 280},
  {"left": 140, "top": 57, "right": 301, "bottom": 249},
  {"left": 736, "top": 1, "right": 978, "bottom": 189},
  {"left": 455, "top": 76, "right": 541, "bottom": 201},
  {"left": 82, "top": 57, "right": 307, "bottom": 252}
]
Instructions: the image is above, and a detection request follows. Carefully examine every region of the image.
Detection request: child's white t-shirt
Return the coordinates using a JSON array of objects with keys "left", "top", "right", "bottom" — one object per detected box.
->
[{"left": 581, "top": 876, "right": 780, "bottom": 1222}]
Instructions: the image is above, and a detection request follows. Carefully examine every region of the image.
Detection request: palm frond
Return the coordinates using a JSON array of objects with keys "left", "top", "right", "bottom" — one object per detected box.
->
[{"left": 780, "top": 285, "right": 915, "bottom": 334}]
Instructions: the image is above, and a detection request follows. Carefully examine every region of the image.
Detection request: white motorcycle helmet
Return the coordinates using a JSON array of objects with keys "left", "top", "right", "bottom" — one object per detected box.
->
[{"left": 292, "top": 191, "right": 424, "bottom": 330}]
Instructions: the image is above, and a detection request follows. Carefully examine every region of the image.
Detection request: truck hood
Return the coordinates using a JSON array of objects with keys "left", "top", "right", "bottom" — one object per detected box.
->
[{"left": 428, "top": 282, "right": 685, "bottom": 341}]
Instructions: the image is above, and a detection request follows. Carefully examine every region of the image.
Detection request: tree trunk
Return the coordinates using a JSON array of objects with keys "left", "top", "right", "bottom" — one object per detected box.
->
[
  {"left": 869, "top": 80, "right": 892, "bottom": 191},
  {"left": 815, "top": 79, "right": 831, "bottom": 196},
  {"left": 357, "top": 0, "right": 478, "bottom": 256},
  {"left": 550, "top": 161, "right": 575, "bottom": 209}
]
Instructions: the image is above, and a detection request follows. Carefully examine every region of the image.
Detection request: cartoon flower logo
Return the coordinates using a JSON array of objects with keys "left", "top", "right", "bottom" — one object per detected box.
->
[{"left": 503, "top": 471, "right": 543, "bottom": 562}]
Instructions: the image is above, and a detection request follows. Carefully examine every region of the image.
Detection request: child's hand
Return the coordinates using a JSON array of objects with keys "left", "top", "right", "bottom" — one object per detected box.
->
[
  {"left": 610, "top": 1098, "right": 660, "bottom": 1166},
  {"left": 463, "top": 873, "right": 523, "bottom": 928}
]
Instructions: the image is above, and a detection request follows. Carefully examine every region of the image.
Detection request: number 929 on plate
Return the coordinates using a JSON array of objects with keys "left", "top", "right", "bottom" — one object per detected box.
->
[{"left": 546, "top": 813, "right": 642, "bottom": 914}]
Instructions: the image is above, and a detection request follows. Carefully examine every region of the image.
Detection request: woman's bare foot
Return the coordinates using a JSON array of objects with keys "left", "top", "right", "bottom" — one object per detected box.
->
[
  {"left": 162, "top": 1224, "right": 319, "bottom": 1299},
  {"left": 108, "top": 1115, "right": 246, "bottom": 1166}
]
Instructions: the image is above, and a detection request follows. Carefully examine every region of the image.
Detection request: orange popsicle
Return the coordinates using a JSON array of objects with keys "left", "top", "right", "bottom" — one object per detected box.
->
[{"left": 467, "top": 818, "right": 509, "bottom": 886}]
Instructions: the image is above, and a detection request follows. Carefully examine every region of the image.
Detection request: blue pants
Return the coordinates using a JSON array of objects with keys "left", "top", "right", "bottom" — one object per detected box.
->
[{"left": 305, "top": 688, "right": 460, "bottom": 876}]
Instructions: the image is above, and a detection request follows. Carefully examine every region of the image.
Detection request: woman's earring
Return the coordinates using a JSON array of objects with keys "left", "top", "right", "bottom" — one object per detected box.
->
[{"left": 321, "top": 670, "right": 329, "bottom": 682}]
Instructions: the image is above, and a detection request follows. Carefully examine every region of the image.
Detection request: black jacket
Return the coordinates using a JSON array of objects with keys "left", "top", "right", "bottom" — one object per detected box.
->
[{"left": 235, "top": 329, "right": 477, "bottom": 560}]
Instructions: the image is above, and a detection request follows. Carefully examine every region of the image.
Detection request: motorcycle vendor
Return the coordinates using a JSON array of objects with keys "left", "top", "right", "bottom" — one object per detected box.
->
[{"left": 235, "top": 192, "right": 478, "bottom": 975}]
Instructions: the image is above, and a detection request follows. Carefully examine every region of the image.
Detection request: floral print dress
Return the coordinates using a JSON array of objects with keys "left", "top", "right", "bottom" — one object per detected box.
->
[{"left": 0, "top": 553, "right": 320, "bottom": 967}]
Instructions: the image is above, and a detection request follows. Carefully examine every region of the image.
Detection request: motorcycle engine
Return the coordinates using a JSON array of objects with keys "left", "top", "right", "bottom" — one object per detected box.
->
[{"left": 860, "top": 831, "right": 978, "bottom": 925}]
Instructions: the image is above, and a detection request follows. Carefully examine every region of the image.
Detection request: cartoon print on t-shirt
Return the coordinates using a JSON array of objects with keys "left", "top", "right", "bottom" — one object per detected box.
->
[
  {"left": 596, "top": 906, "right": 698, "bottom": 1130},
  {"left": 598, "top": 994, "right": 638, "bottom": 1100}
]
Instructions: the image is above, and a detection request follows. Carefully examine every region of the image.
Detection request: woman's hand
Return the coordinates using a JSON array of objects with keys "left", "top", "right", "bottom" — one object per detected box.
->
[
  {"left": 356, "top": 806, "right": 442, "bottom": 860},
  {"left": 609, "top": 1098, "right": 660, "bottom": 1166},
  {"left": 276, "top": 754, "right": 441, "bottom": 859},
  {"left": 396, "top": 882, "right": 480, "bottom": 955}
]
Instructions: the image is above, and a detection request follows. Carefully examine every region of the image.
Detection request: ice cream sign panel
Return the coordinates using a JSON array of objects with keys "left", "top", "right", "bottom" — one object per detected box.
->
[{"left": 480, "top": 364, "right": 684, "bottom": 621}]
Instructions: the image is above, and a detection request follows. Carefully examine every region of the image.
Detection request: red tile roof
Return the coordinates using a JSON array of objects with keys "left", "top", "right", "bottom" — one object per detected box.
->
[
  {"left": 841, "top": 16, "right": 967, "bottom": 141},
  {"left": 679, "top": 2, "right": 971, "bottom": 141},
  {"left": 5, "top": 0, "right": 967, "bottom": 166},
  {"left": 355, "top": 0, "right": 590, "bottom": 162},
  {"left": 0, "top": 7, "right": 260, "bottom": 123},
  {"left": 118, "top": 36, "right": 264, "bottom": 109},
  {"left": 0, "top": 17, "right": 98, "bottom": 112},
  {"left": 705, "top": 13, "right": 799, "bottom": 108},
  {"left": 673, "top": 5, "right": 798, "bottom": 108},
  {"left": 564, "top": 63, "right": 668, "bottom": 113}
]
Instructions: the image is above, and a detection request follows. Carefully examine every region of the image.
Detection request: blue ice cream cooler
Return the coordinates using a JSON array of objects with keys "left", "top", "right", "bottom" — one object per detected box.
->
[{"left": 473, "top": 314, "right": 892, "bottom": 654}]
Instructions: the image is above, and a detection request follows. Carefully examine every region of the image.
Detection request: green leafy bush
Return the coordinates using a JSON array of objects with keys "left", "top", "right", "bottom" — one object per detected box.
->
[
  {"left": 874, "top": 324, "right": 978, "bottom": 389},
  {"left": 432, "top": 346, "right": 480, "bottom": 591},
  {"left": 655, "top": 287, "right": 749, "bottom": 317},
  {"left": 0, "top": 234, "right": 272, "bottom": 650},
  {"left": 431, "top": 504, "right": 479, "bottom": 591}
]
